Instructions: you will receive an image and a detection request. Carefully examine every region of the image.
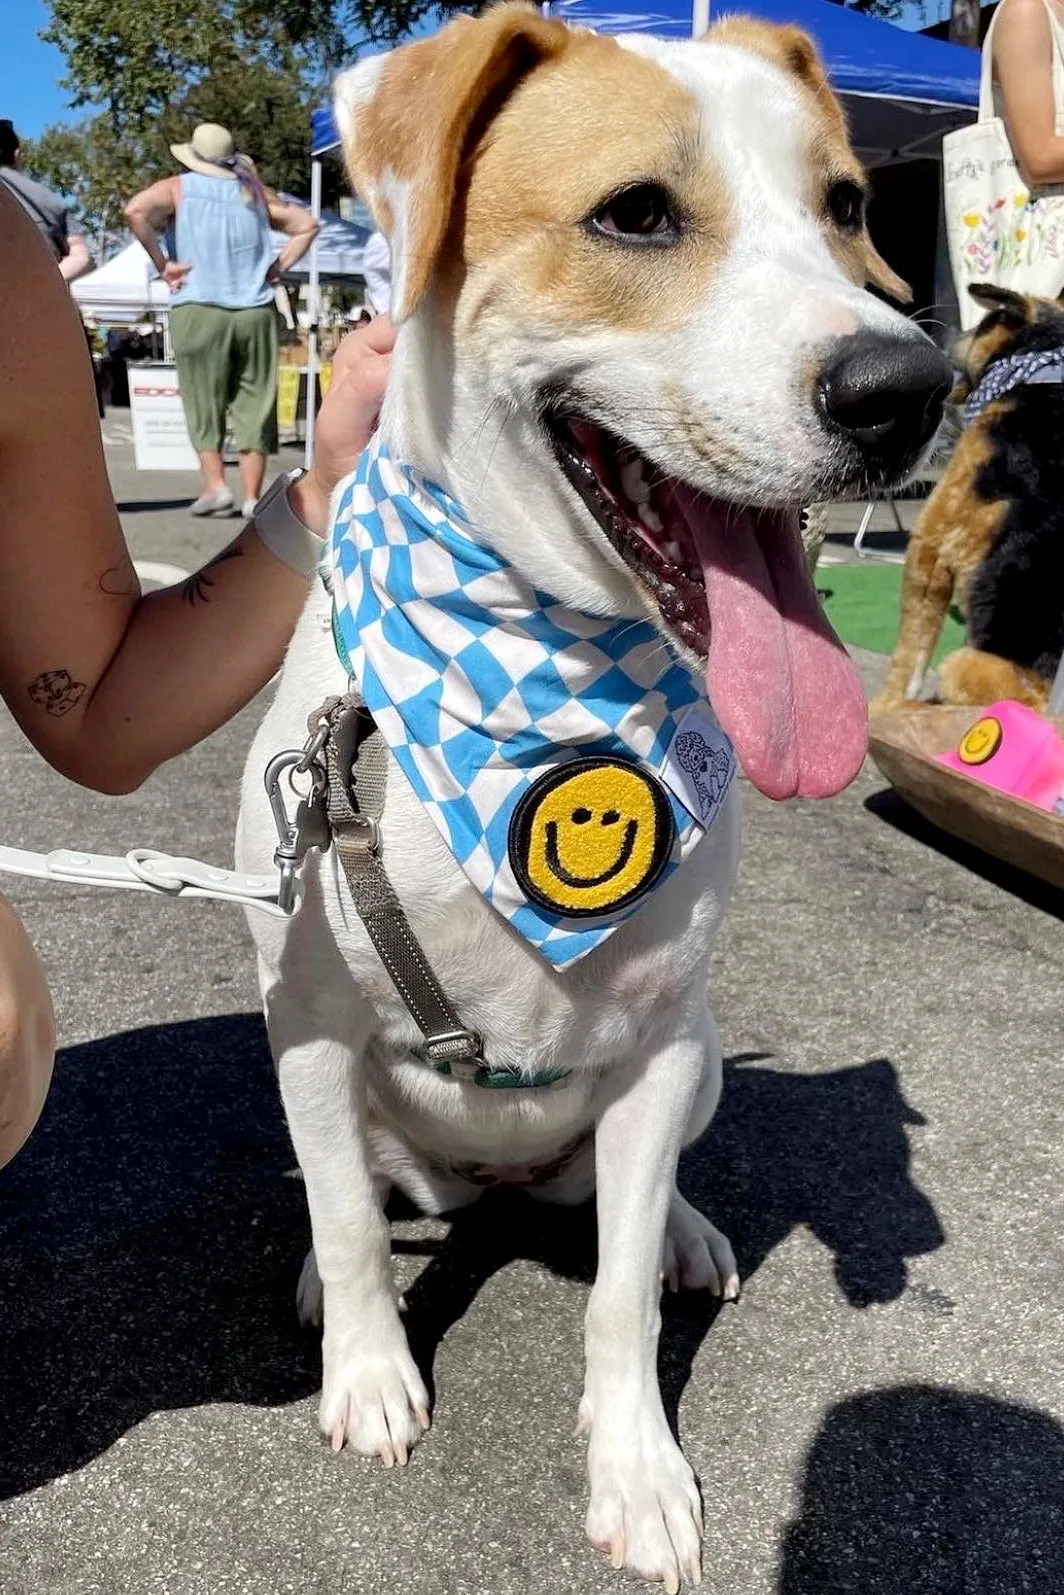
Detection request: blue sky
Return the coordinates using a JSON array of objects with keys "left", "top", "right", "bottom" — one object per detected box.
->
[
  {"left": 0, "top": 0, "right": 74, "bottom": 137},
  {"left": 1, "top": 0, "right": 962, "bottom": 141}
]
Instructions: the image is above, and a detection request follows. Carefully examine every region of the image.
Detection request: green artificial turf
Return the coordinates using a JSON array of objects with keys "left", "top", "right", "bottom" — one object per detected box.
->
[{"left": 816, "top": 561, "right": 966, "bottom": 661}]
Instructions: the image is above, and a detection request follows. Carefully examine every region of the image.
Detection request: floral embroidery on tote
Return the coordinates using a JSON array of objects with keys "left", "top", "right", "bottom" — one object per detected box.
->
[{"left": 959, "top": 188, "right": 1064, "bottom": 279}]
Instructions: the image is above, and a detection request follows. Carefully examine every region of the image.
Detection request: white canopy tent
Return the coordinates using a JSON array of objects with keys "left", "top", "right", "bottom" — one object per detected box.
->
[{"left": 72, "top": 241, "right": 170, "bottom": 325}]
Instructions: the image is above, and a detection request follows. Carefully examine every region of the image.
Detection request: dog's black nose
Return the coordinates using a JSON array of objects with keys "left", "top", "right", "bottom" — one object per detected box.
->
[{"left": 816, "top": 332, "right": 952, "bottom": 466}]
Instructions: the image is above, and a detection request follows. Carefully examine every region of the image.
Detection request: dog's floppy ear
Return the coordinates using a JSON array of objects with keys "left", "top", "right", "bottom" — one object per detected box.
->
[
  {"left": 862, "top": 244, "right": 912, "bottom": 305},
  {"left": 968, "top": 282, "right": 1034, "bottom": 324},
  {"left": 334, "top": 4, "right": 569, "bottom": 321}
]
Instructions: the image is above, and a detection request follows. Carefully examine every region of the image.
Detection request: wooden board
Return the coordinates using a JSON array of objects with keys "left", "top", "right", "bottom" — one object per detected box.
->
[{"left": 868, "top": 707, "right": 1064, "bottom": 891}]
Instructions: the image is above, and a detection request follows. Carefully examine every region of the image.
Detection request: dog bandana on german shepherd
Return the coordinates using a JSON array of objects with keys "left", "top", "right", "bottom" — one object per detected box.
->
[{"left": 329, "top": 439, "right": 735, "bottom": 969}]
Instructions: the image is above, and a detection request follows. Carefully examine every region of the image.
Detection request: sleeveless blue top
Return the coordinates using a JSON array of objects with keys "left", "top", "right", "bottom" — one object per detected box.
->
[{"left": 170, "top": 173, "right": 275, "bottom": 310}]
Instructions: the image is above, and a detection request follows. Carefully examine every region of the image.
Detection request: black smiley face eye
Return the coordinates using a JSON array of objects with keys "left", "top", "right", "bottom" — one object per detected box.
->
[
  {"left": 572, "top": 807, "right": 592, "bottom": 824},
  {"left": 601, "top": 810, "right": 621, "bottom": 826},
  {"left": 827, "top": 180, "right": 866, "bottom": 232}
]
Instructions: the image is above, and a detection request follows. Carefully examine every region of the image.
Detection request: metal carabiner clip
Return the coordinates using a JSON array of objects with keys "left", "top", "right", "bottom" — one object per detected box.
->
[{"left": 264, "top": 750, "right": 329, "bottom": 914}]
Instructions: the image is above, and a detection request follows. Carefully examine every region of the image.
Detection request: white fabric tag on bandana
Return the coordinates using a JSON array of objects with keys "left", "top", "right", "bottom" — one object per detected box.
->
[
  {"left": 661, "top": 701, "right": 736, "bottom": 827},
  {"left": 329, "top": 438, "right": 736, "bottom": 970}
]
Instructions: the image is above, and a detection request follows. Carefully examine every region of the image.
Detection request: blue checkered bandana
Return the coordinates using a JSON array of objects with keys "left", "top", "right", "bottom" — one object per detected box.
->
[
  {"left": 964, "top": 349, "right": 1064, "bottom": 426},
  {"left": 330, "top": 439, "right": 736, "bottom": 969}
]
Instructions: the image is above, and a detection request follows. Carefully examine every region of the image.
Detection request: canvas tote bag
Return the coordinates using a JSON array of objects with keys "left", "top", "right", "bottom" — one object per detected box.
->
[{"left": 944, "top": 0, "right": 1064, "bottom": 329}]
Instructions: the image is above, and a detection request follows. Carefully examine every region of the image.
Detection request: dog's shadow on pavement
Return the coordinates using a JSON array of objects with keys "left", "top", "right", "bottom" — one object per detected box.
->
[
  {"left": 367, "top": 1051, "right": 945, "bottom": 1438},
  {"left": 0, "top": 1022, "right": 942, "bottom": 1504},
  {"left": 778, "top": 1385, "right": 1064, "bottom": 1594}
]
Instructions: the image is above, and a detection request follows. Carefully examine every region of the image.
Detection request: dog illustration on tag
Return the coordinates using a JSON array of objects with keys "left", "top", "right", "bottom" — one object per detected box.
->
[{"left": 674, "top": 730, "right": 732, "bottom": 824}]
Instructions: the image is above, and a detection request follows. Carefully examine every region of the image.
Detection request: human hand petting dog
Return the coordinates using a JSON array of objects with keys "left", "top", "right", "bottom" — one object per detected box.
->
[{"left": 289, "top": 313, "right": 395, "bottom": 533}]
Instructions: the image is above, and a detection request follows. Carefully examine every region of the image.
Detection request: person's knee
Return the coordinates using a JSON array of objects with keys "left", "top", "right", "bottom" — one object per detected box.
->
[{"left": 0, "top": 903, "right": 57, "bottom": 1168}]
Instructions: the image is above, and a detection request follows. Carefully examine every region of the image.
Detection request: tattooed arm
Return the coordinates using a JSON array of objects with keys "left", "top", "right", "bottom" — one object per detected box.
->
[{"left": 0, "top": 187, "right": 392, "bottom": 793}]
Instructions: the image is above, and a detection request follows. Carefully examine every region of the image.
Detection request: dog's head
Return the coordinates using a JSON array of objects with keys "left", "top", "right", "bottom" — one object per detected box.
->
[
  {"left": 335, "top": 5, "right": 951, "bottom": 799},
  {"left": 952, "top": 282, "right": 1064, "bottom": 398}
]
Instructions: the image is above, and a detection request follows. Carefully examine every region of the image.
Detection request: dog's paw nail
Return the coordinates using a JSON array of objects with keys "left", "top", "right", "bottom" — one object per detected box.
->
[
  {"left": 664, "top": 1567, "right": 681, "bottom": 1595},
  {"left": 609, "top": 1535, "right": 626, "bottom": 1570},
  {"left": 574, "top": 1400, "right": 592, "bottom": 1438},
  {"left": 416, "top": 1406, "right": 431, "bottom": 1431},
  {"left": 393, "top": 1438, "right": 409, "bottom": 1467},
  {"left": 330, "top": 1420, "right": 346, "bottom": 1453},
  {"left": 685, "top": 1553, "right": 703, "bottom": 1586},
  {"left": 380, "top": 1442, "right": 395, "bottom": 1468},
  {"left": 723, "top": 1274, "right": 741, "bottom": 1301}
]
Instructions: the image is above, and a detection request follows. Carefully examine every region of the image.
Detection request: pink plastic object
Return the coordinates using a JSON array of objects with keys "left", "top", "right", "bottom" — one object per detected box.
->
[{"left": 935, "top": 700, "right": 1064, "bottom": 812}]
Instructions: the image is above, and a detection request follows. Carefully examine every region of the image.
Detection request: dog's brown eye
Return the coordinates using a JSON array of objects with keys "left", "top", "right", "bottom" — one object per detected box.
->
[
  {"left": 591, "top": 183, "right": 676, "bottom": 242},
  {"left": 827, "top": 180, "right": 866, "bottom": 232}
]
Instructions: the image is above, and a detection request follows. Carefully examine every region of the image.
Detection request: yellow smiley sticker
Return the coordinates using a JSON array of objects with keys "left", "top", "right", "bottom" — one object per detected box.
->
[
  {"left": 957, "top": 715, "right": 1003, "bottom": 766},
  {"left": 508, "top": 758, "right": 675, "bottom": 918}
]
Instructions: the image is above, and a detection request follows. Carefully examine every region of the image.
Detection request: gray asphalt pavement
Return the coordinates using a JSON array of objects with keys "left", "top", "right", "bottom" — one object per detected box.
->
[{"left": 1, "top": 437, "right": 1063, "bottom": 1595}]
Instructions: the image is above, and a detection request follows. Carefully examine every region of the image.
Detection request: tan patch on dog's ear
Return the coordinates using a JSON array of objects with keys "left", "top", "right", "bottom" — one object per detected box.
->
[
  {"left": 863, "top": 242, "right": 912, "bottom": 304},
  {"left": 335, "top": 3, "right": 569, "bottom": 320}
]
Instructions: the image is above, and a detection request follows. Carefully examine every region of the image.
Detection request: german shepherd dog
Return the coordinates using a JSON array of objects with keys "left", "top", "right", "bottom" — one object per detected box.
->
[{"left": 873, "top": 283, "right": 1064, "bottom": 715}]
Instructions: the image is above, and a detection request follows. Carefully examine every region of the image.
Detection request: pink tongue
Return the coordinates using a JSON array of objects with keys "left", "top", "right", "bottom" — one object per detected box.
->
[{"left": 669, "top": 486, "right": 867, "bottom": 800}]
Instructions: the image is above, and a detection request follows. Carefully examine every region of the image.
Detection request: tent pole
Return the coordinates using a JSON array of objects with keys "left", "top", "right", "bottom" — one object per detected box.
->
[
  {"left": 304, "top": 156, "right": 323, "bottom": 469},
  {"left": 693, "top": 0, "right": 710, "bottom": 36}
]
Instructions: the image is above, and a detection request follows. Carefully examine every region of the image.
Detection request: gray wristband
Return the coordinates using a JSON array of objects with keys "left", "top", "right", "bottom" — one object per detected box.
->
[{"left": 251, "top": 469, "right": 324, "bottom": 578}]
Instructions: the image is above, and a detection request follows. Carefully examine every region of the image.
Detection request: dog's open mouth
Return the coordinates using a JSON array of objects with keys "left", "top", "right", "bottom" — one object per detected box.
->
[{"left": 546, "top": 413, "right": 868, "bottom": 801}]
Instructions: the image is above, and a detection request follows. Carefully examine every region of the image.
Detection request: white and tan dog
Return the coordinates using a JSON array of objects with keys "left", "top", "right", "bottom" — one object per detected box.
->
[{"left": 237, "top": 8, "right": 949, "bottom": 1587}]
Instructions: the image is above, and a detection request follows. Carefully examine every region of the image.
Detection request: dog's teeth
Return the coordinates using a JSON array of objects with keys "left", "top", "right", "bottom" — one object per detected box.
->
[
  {"left": 664, "top": 538, "right": 682, "bottom": 561},
  {"left": 620, "top": 456, "right": 650, "bottom": 505},
  {"left": 638, "top": 504, "right": 664, "bottom": 534}
]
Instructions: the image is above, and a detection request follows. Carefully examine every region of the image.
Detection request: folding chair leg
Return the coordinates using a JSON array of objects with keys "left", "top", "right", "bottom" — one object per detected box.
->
[
  {"left": 890, "top": 498, "right": 906, "bottom": 535},
  {"left": 854, "top": 501, "right": 876, "bottom": 557}
]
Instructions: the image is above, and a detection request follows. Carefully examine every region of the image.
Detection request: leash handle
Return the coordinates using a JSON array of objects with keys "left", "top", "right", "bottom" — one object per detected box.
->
[{"left": 0, "top": 844, "right": 291, "bottom": 916}]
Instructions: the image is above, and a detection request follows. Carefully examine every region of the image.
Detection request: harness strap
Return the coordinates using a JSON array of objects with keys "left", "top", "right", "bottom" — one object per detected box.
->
[
  {"left": 314, "top": 692, "right": 568, "bottom": 1089},
  {"left": 315, "top": 694, "right": 490, "bottom": 1080}
]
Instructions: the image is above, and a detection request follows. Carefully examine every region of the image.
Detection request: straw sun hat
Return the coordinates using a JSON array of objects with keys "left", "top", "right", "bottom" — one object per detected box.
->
[{"left": 170, "top": 123, "right": 247, "bottom": 180}]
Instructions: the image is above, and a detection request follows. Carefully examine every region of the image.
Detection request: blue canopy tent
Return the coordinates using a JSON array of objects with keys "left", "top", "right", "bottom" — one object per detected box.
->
[{"left": 310, "top": 1, "right": 979, "bottom": 164}]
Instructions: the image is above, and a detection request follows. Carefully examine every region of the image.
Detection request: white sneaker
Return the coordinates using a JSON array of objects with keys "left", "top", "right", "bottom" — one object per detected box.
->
[
  {"left": 189, "top": 487, "right": 235, "bottom": 517},
  {"left": 241, "top": 498, "right": 258, "bottom": 519}
]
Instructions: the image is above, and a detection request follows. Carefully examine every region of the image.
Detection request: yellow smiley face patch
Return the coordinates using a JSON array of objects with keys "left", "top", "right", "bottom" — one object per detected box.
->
[
  {"left": 957, "top": 715, "right": 1003, "bottom": 766},
  {"left": 508, "top": 758, "right": 675, "bottom": 918}
]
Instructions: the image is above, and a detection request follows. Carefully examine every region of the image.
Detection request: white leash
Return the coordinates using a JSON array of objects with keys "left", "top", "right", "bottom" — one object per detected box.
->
[
  {"left": 0, "top": 843, "right": 291, "bottom": 916},
  {"left": 0, "top": 738, "right": 331, "bottom": 919}
]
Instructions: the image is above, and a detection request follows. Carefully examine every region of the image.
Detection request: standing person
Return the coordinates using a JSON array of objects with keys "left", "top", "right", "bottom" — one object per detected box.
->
[
  {"left": 124, "top": 124, "right": 319, "bottom": 518},
  {"left": 993, "top": 0, "right": 1064, "bottom": 188},
  {"left": 0, "top": 183, "right": 393, "bottom": 1168},
  {"left": 0, "top": 119, "right": 91, "bottom": 282}
]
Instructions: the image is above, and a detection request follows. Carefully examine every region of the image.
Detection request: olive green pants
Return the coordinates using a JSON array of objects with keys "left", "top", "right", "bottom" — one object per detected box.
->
[{"left": 170, "top": 301, "right": 278, "bottom": 454}]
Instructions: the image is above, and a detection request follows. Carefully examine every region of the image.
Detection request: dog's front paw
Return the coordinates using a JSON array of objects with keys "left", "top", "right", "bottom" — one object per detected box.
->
[
  {"left": 320, "top": 1330, "right": 430, "bottom": 1468},
  {"left": 584, "top": 1416, "right": 703, "bottom": 1591}
]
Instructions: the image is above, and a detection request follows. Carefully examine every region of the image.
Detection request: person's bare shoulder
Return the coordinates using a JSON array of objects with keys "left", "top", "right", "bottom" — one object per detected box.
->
[{"left": 995, "top": 0, "right": 1054, "bottom": 54}]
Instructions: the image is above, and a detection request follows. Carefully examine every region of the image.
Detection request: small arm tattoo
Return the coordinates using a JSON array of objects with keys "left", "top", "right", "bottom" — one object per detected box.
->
[
  {"left": 182, "top": 545, "right": 243, "bottom": 606},
  {"left": 28, "top": 669, "right": 87, "bottom": 717}
]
